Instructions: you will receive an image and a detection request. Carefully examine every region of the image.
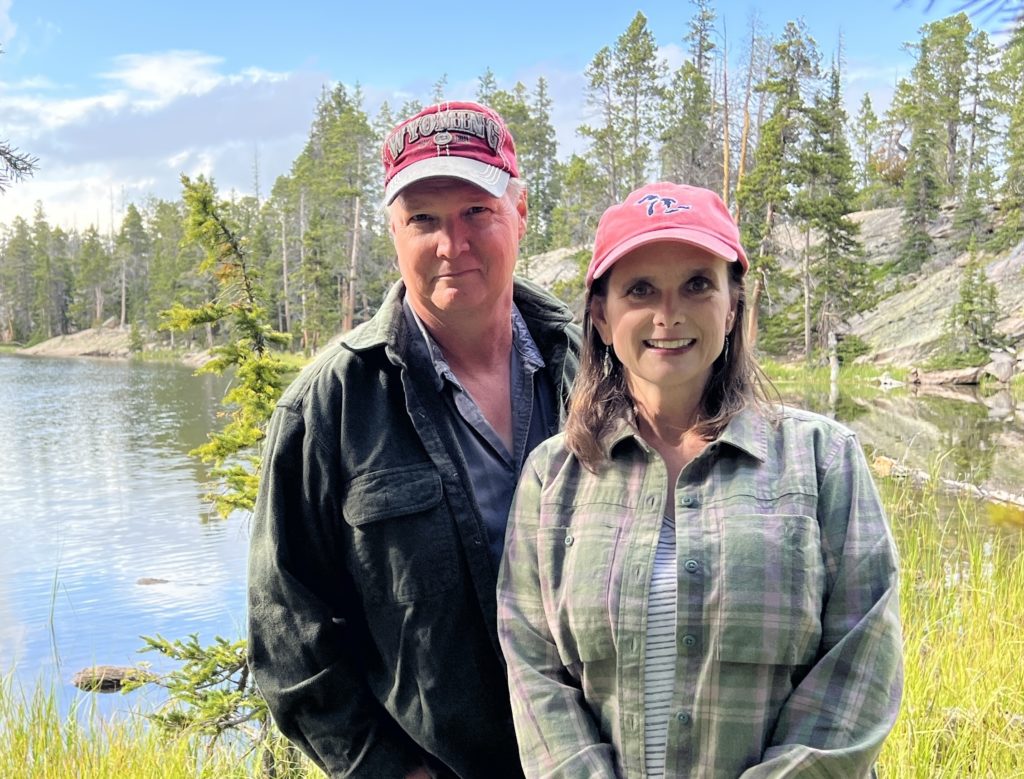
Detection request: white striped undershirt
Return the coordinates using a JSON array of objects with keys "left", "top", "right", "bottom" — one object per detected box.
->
[{"left": 643, "top": 514, "right": 678, "bottom": 779}]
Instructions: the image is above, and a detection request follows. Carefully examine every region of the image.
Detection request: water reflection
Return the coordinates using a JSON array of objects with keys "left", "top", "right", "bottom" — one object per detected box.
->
[
  {"left": 0, "top": 356, "right": 244, "bottom": 714},
  {"left": 785, "top": 382, "right": 1024, "bottom": 508}
]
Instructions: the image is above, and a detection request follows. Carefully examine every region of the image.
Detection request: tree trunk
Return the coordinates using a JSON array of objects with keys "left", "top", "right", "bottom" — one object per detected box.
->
[
  {"left": 120, "top": 258, "right": 127, "bottom": 329},
  {"left": 721, "top": 30, "right": 731, "bottom": 204},
  {"left": 299, "top": 191, "right": 309, "bottom": 353},
  {"left": 280, "top": 213, "right": 291, "bottom": 335},
  {"left": 344, "top": 195, "right": 361, "bottom": 333},
  {"left": 803, "top": 228, "right": 812, "bottom": 362}
]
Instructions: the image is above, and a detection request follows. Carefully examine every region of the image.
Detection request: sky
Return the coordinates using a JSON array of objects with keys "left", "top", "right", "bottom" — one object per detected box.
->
[{"left": 0, "top": 0, "right": 973, "bottom": 232}]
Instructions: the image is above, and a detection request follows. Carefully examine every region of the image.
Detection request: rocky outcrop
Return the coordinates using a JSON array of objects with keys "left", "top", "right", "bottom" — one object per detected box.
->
[{"left": 18, "top": 324, "right": 131, "bottom": 358}]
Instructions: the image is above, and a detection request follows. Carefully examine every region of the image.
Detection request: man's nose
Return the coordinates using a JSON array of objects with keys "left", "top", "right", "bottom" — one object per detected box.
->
[{"left": 436, "top": 219, "right": 469, "bottom": 259}]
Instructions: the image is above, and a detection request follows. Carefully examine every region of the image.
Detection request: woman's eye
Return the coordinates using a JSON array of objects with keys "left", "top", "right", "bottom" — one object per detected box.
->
[
  {"left": 688, "top": 276, "right": 712, "bottom": 293},
  {"left": 626, "top": 282, "right": 653, "bottom": 298}
]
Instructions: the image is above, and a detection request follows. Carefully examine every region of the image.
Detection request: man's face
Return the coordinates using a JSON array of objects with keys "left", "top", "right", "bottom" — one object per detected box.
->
[{"left": 389, "top": 178, "right": 527, "bottom": 325}]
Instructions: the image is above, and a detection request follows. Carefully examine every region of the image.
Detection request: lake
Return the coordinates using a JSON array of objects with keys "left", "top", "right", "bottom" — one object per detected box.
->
[
  {"left": 1, "top": 355, "right": 1022, "bottom": 718},
  {"left": 0, "top": 355, "right": 245, "bottom": 714}
]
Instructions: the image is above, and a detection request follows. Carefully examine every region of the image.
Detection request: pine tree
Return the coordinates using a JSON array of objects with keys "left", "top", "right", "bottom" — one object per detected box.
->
[
  {"left": 75, "top": 225, "right": 113, "bottom": 327},
  {"left": 944, "top": 241, "right": 1000, "bottom": 365},
  {"left": 994, "top": 21, "right": 1024, "bottom": 249},
  {"left": 660, "top": 0, "right": 718, "bottom": 190},
  {"left": 736, "top": 19, "right": 820, "bottom": 342},
  {"left": 160, "top": 174, "right": 290, "bottom": 517},
  {"left": 793, "top": 63, "right": 871, "bottom": 359},
  {"left": 953, "top": 28, "right": 1000, "bottom": 251},
  {"left": 851, "top": 93, "right": 885, "bottom": 207},
  {"left": 549, "top": 154, "right": 606, "bottom": 250},
  {"left": 899, "top": 36, "right": 945, "bottom": 273},
  {"left": 579, "top": 12, "right": 666, "bottom": 202},
  {"left": 115, "top": 203, "right": 152, "bottom": 328},
  {"left": 0, "top": 217, "right": 34, "bottom": 342}
]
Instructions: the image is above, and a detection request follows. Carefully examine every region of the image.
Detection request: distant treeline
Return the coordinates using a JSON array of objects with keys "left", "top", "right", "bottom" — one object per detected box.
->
[{"left": 1, "top": 6, "right": 1022, "bottom": 359}]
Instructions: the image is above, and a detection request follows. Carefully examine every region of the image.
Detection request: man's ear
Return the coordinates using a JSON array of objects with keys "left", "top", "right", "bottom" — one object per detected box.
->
[{"left": 516, "top": 187, "right": 528, "bottom": 241}]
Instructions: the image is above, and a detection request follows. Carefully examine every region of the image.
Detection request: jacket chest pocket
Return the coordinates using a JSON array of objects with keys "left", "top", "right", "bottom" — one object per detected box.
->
[
  {"left": 538, "top": 522, "right": 621, "bottom": 666},
  {"left": 717, "top": 513, "right": 824, "bottom": 666},
  {"left": 342, "top": 464, "right": 459, "bottom": 604}
]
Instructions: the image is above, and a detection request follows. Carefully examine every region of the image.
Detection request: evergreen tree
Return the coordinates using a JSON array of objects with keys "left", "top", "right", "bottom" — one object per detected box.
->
[
  {"left": 851, "top": 92, "right": 892, "bottom": 207},
  {"left": 30, "top": 204, "right": 74, "bottom": 340},
  {"left": 75, "top": 225, "right": 114, "bottom": 327},
  {"left": 660, "top": 0, "right": 718, "bottom": 190},
  {"left": 736, "top": 19, "right": 820, "bottom": 341},
  {"left": 943, "top": 242, "right": 1000, "bottom": 364},
  {"left": 114, "top": 203, "right": 152, "bottom": 328},
  {"left": 899, "top": 37, "right": 944, "bottom": 272},
  {"left": 792, "top": 63, "right": 871, "bottom": 359},
  {"left": 994, "top": 21, "right": 1024, "bottom": 249},
  {"left": 161, "top": 174, "right": 290, "bottom": 517},
  {"left": 579, "top": 12, "right": 666, "bottom": 201},
  {"left": 0, "top": 217, "right": 34, "bottom": 342},
  {"left": 548, "top": 154, "right": 607, "bottom": 251},
  {"left": 476, "top": 67, "right": 498, "bottom": 105},
  {"left": 146, "top": 199, "right": 199, "bottom": 344},
  {"left": 953, "top": 27, "right": 1000, "bottom": 251},
  {"left": 922, "top": 14, "right": 973, "bottom": 193}
]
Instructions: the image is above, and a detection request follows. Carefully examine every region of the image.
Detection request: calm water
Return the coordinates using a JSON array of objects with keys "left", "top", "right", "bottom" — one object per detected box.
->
[
  {"left": 2, "top": 356, "right": 1022, "bottom": 717},
  {"left": 0, "top": 355, "right": 245, "bottom": 712}
]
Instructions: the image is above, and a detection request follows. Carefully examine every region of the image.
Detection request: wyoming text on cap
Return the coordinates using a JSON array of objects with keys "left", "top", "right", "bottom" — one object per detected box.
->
[
  {"left": 586, "top": 182, "right": 749, "bottom": 287},
  {"left": 382, "top": 101, "right": 520, "bottom": 205}
]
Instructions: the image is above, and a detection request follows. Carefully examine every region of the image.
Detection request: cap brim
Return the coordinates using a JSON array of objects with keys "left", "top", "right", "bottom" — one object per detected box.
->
[
  {"left": 587, "top": 228, "right": 743, "bottom": 286},
  {"left": 384, "top": 157, "right": 511, "bottom": 204}
]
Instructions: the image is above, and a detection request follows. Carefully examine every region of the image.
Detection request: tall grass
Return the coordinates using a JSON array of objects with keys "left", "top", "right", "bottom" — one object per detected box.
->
[
  {"left": 877, "top": 477, "right": 1024, "bottom": 777},
  {"left": 0, "top": 678, "right": 314, "bottom": 778}
]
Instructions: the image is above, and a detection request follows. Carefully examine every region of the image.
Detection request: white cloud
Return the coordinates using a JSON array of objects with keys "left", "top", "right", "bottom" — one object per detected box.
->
[
  {"left": 100, "top": 50, "right": 226, "bottom": 107},
  {"left": 0, "top": 53, "right": 327, "bottom": 230}
]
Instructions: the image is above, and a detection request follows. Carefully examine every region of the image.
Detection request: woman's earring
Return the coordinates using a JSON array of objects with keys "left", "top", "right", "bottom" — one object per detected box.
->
[
  {"left": 722, "top": 336, "right": 730, "bottom": 365},
  {"left": 603, "top": 345, "right": 613, "bottom": 378}
]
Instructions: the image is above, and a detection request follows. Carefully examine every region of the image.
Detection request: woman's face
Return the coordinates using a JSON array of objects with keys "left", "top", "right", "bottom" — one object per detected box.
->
[{"left": 591, "top": 242, "right": 738, "bottom": 409}]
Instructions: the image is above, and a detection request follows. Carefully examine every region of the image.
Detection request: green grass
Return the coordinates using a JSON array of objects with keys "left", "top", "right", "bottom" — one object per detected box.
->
[
  {"left": 0, "top": 678, "right": 315, "bottom": 778},
  {"left": 762, "top": 357, "right": 908, "bottom": 385},
  {"left": 2, "top": 473, "right": 1021, "bottom": 776},
  {"left": 877, "top": 477, "right": 1024, "bottom": 777}
]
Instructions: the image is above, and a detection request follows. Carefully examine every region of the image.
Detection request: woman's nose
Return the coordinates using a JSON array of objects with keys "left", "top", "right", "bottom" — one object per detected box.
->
[{"left": 653, "top": 294, "right": 684, "bottom": 326}]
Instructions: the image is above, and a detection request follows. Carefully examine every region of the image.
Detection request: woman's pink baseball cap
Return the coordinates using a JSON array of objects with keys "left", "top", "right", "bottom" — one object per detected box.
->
[{"left": 586, "top": 182, "right": 749, "bottom": 287}]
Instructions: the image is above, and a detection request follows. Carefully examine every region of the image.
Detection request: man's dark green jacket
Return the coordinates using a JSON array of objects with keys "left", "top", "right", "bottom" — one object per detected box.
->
[{"left": 247, "top": 277, "right": 580, "bottom": 778}]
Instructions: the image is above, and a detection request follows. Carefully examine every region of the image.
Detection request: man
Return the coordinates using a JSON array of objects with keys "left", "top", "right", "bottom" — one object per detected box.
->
[{"left": 247, "top": 100, "right": 580, "bottom": 778}]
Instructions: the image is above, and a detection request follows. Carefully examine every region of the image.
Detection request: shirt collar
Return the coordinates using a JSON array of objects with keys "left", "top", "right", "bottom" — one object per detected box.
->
[
  {"left": 600, "top": 404, "right": 768, "bottom": 463},
  {"left": 402, "top": 300, "right": 545, "bottom": 393}
]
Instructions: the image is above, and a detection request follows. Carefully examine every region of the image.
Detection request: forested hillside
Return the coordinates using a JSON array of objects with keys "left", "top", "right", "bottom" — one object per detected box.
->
[{"left": 2, "top": 6, "right": 1022, "bottom": 364}]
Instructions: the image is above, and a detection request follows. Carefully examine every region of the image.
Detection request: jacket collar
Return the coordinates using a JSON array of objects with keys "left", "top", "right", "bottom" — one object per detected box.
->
[
  {"left": 602, "top": 405, "right": 768, "bottom": 464},
  {"left": 340, "top": 276, "right": 574, "bottom": 356}
]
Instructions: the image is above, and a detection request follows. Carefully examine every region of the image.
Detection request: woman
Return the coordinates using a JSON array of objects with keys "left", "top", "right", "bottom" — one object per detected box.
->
[{"left": 497, "top": 182, "right": 903, "bottom": 778}]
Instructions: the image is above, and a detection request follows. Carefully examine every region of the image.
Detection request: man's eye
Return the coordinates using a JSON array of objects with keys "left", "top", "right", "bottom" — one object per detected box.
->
[
  {"left": 467, "top": 206, "right": 488, "bottom": 216},
  {"left": 409, "top": 214, "right": 434, "bottom": 224}
]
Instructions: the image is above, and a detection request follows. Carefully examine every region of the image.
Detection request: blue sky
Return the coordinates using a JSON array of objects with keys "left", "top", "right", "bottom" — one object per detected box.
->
[{"left": 0, "top": 0, "right": 965, "bottom": 230}]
